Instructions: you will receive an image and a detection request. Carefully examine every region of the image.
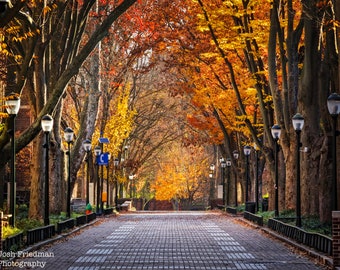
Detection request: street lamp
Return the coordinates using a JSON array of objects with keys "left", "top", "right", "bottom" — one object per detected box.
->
[
  {"left": 5, "top": 93, "right": 20, "bottom": 226},
  {"left": 271, "top": 124, "right": 281, "bottom": 217},
  {"left": 64, "top": 127, "right": 74, "bottom": 218},
  {"left": 253, "top": 143, "right": 260, "bottom": 212},
  {"left": 41, "top": 114, "right": 53, "bottom": 226},
  {"left": 226, "top": 158, "right": 231, "bottom": 206},
  {"left": 243, "top": 146, "right": 251, "bottom": 204},
  {"left": 220, "top": 158, "right": 226, "bottom": 207},
  {"left": 82, "top": 139, "right": 92, "bottom": 206},
  {"left": 94, "top": 145, "right": 101, "bottom": 215},
  {"left": 113, "top": 158, "right": 119, "bottom": 209},
  {"left": 292, "top": 113, "right": 304, "bottom": 227},
  {"left": 233, "top": 151, "right": 239, "bottom": 206},
  {"left": 106, "top": 153, "right": 111, "bottom": 208},
  {"left": 327, "top": 93, "right": 340, "bottom": 211}
]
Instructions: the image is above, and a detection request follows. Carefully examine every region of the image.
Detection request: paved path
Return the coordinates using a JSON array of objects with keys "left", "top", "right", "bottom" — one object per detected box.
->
[{"left": 7, "top": 212, "right": 326, "bottom": 269}]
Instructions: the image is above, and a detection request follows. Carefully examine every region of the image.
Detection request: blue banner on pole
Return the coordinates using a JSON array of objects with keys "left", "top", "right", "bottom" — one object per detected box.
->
[{"left": 97, "top": 153, "right": 109, "bottom": 166}]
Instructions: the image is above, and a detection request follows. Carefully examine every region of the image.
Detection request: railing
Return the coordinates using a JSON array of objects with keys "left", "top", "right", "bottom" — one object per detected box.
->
[
  {"left": 103, "top": 208, "right": 114, "bottom": 215},
  {"left": 226, "top": 207, "right": 237, "bottom": 215},
  {"left": 243, "top": 211, "right": 263, "bottom": 226},
  {"left": 2, "top": 232, "right": 24, "bottom": 252},
  {"left": 56, "top": 218, "right": 75, "bottom": 234},
  {"left": 76, "top": 215, "right": 87, "bottom": 226},
  {"left": 86, "top": 212, "right": 97, "bottom": 223},
  {"left": 26, "top": 224, "right": 55, "bottom": 246},
  {"left": 268, "top": 218, "right": 332, "bottom": 255}
]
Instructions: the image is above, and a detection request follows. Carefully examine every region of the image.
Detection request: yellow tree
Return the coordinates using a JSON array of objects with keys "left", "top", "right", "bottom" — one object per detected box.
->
[{"left": 151, "top": 142, "right": 209, "bottom": 209}]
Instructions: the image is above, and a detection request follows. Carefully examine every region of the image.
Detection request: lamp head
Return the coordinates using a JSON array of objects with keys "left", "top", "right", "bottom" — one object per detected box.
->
[
  {"left": 233, "top": 150, "right": 239, "bottom": 159},
  {"left": 292, "top": 113, "right": 304, "bottom": 131},
  {"left": 327, "top": 93, "right": 340, "bottom": 116},
  {"left": 5, "top": 92, "right": 20, "bottom": 115},
  {"left": 243, "top": 145, "right": 251, "bottom": 156},
  {"left": 41, "top": 114, "right": 53, "bottom": 133},
  {"left": 94, "top": 145, "right": 101, "bottom": 156},
  {"left": 271, "top": 124, "right": 281, "bottom": 140},
  {"left": 82, "top": 139, "right": 92, "bottom": 152},
  {"left": 64, "top": 127, "right": 74, "bottom": 143}
]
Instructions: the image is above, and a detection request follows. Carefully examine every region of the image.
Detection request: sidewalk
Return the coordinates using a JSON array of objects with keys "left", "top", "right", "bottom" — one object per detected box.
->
[{"left": 6, "top": 211, "right": 328, "bottom": 269}]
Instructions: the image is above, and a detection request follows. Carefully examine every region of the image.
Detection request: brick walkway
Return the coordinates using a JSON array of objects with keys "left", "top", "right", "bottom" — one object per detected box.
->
[{"left": 6, "top": 212, "right": 327, "bottom": 269}]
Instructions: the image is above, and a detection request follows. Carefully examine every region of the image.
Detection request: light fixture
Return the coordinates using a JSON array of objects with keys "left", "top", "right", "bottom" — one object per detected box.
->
[
  {"left": 41, "top": 114, "right": 54, "bottom": 133},
  {"left": 5, "top": 92, "right": 20, "bottom": 115},
  {"left": 292, "top": 113, "right": 304, "bottom": 131},
  {"left": 243, "top": 145, "right": 251, "bottom": 156},
  {"left": 271, "top": 124, "right": 281, "bottom": 140},
  {"left": 83, "top": 139, "right": 92, "bottom": 152},
  {"left": 327, "top": 93, "right": 340, "bottom": 116},
  {"left": 64, "top": 127, "right": 74, "bottom": 143}
]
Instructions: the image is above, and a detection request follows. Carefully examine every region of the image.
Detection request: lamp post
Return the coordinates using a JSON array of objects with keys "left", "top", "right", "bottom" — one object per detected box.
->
[
  {"left": 94, "top": 146, "right": 101, "bottom": 215},
  {"left": 220, "top": 158, "right": 226, "bottom": 206},
  {"left": 292, "top": 113, "right": 304, "bottom": 227},
  {"left": 253, "top": 143, "right": 260, "bottom": 212},
  {"left": 64, "top": 127, "right": 74, "bottom": 218},
  {"left": 243, "top": 146, "right": 251, "bottom": 204},
  {"left": 5, "top": 93, "right": 20, "bottom": 226},
  {"left": 271, "top": 124, "right": 281, "bottom": 217},
  {"left": 233, "top": 151, "right": 239, "bottom": 206},
  {"left": 114, "top": 158, "right": 119, "bottom": 209},
  {"left": 82, "top": 139, "right": 92, "bottom": 206},
  {"left": 106, "top": 153, "right": 111, "bottom": 208},
  {"left": 327, "top": 93, "right": 340, "bottom": 211},
  {"left": 226, "top": 158, "right": 231, "bottom": 206},
  {"left": 41, "top": 114, "right": 53, "bottom": 226}
]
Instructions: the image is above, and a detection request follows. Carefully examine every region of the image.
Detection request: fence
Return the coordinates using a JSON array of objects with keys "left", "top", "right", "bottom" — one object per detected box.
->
[
  {"left": 268, "top": 218, "right": 332, "bottom": 255},
  {"left": 243, "top": 211, "right": 263, "bottom": 226},
  {"left": 26, "top": 224, "right": 56, "bottom": 246}
]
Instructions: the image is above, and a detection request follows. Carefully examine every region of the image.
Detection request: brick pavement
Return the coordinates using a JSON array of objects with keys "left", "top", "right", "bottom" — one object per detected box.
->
[{"left": 4, "top": 212, "right": 328, "bottom": 270}]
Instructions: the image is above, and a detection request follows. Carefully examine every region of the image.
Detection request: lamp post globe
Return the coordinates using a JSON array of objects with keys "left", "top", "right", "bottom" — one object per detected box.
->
[
  {"left": 41, "top": 114, "right": 53, "bottom": 226},
  {"left": 5, "top": 93, "right": 20, "bottom": 227},
  {"left": 327, "top": 93, "right": 340, "bottom": 116}
]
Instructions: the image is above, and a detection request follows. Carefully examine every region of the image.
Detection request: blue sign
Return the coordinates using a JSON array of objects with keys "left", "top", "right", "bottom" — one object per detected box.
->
[{"left": 97, "top": 152, "right": 109, "bottom": 166}]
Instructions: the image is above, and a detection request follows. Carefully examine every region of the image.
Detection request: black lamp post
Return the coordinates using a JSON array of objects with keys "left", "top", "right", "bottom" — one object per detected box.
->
[
  {"left": 253, "top": 143, "right": 260, "bottom": 212},
  {"left": 243, "top": 145, "right": 251, "bottom": 203},
  {"left": 271, "top": 124, "right": 281, "bottom": 217},
  {"left": 5, "top": 93, "right": 20, "bottom": 226},
  {"left": 220, "top": 158, "right": 226, "bottom": 206},
  {"left": 64, "top": 127, "right": 74, "bottom": 218},
  {"left": 292, "top": 113, "right": 304, "bottom": 227},
  {"left": 233, "top": 150, "right": 239, "bottom": 206},
  {"left": 106, "top": 153, "right": 111, "bottom": 208},
  {"left": 41, "top": 114, "right": 53, "bottom": 226},
  {"left": 114, "top": 158, "right": 119, "bottom": 209},
  {"left": 226, "top": 158, "right": 231, "bottom": 206},
  {"left": 82, "top": 139, "right": 92, "bottom": 206},
  {"left": 94, "top": 146, "right": 101, "bottom": 215},
  {"left": 327, "top": 93, "right": 340, "bottom": 211}
]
